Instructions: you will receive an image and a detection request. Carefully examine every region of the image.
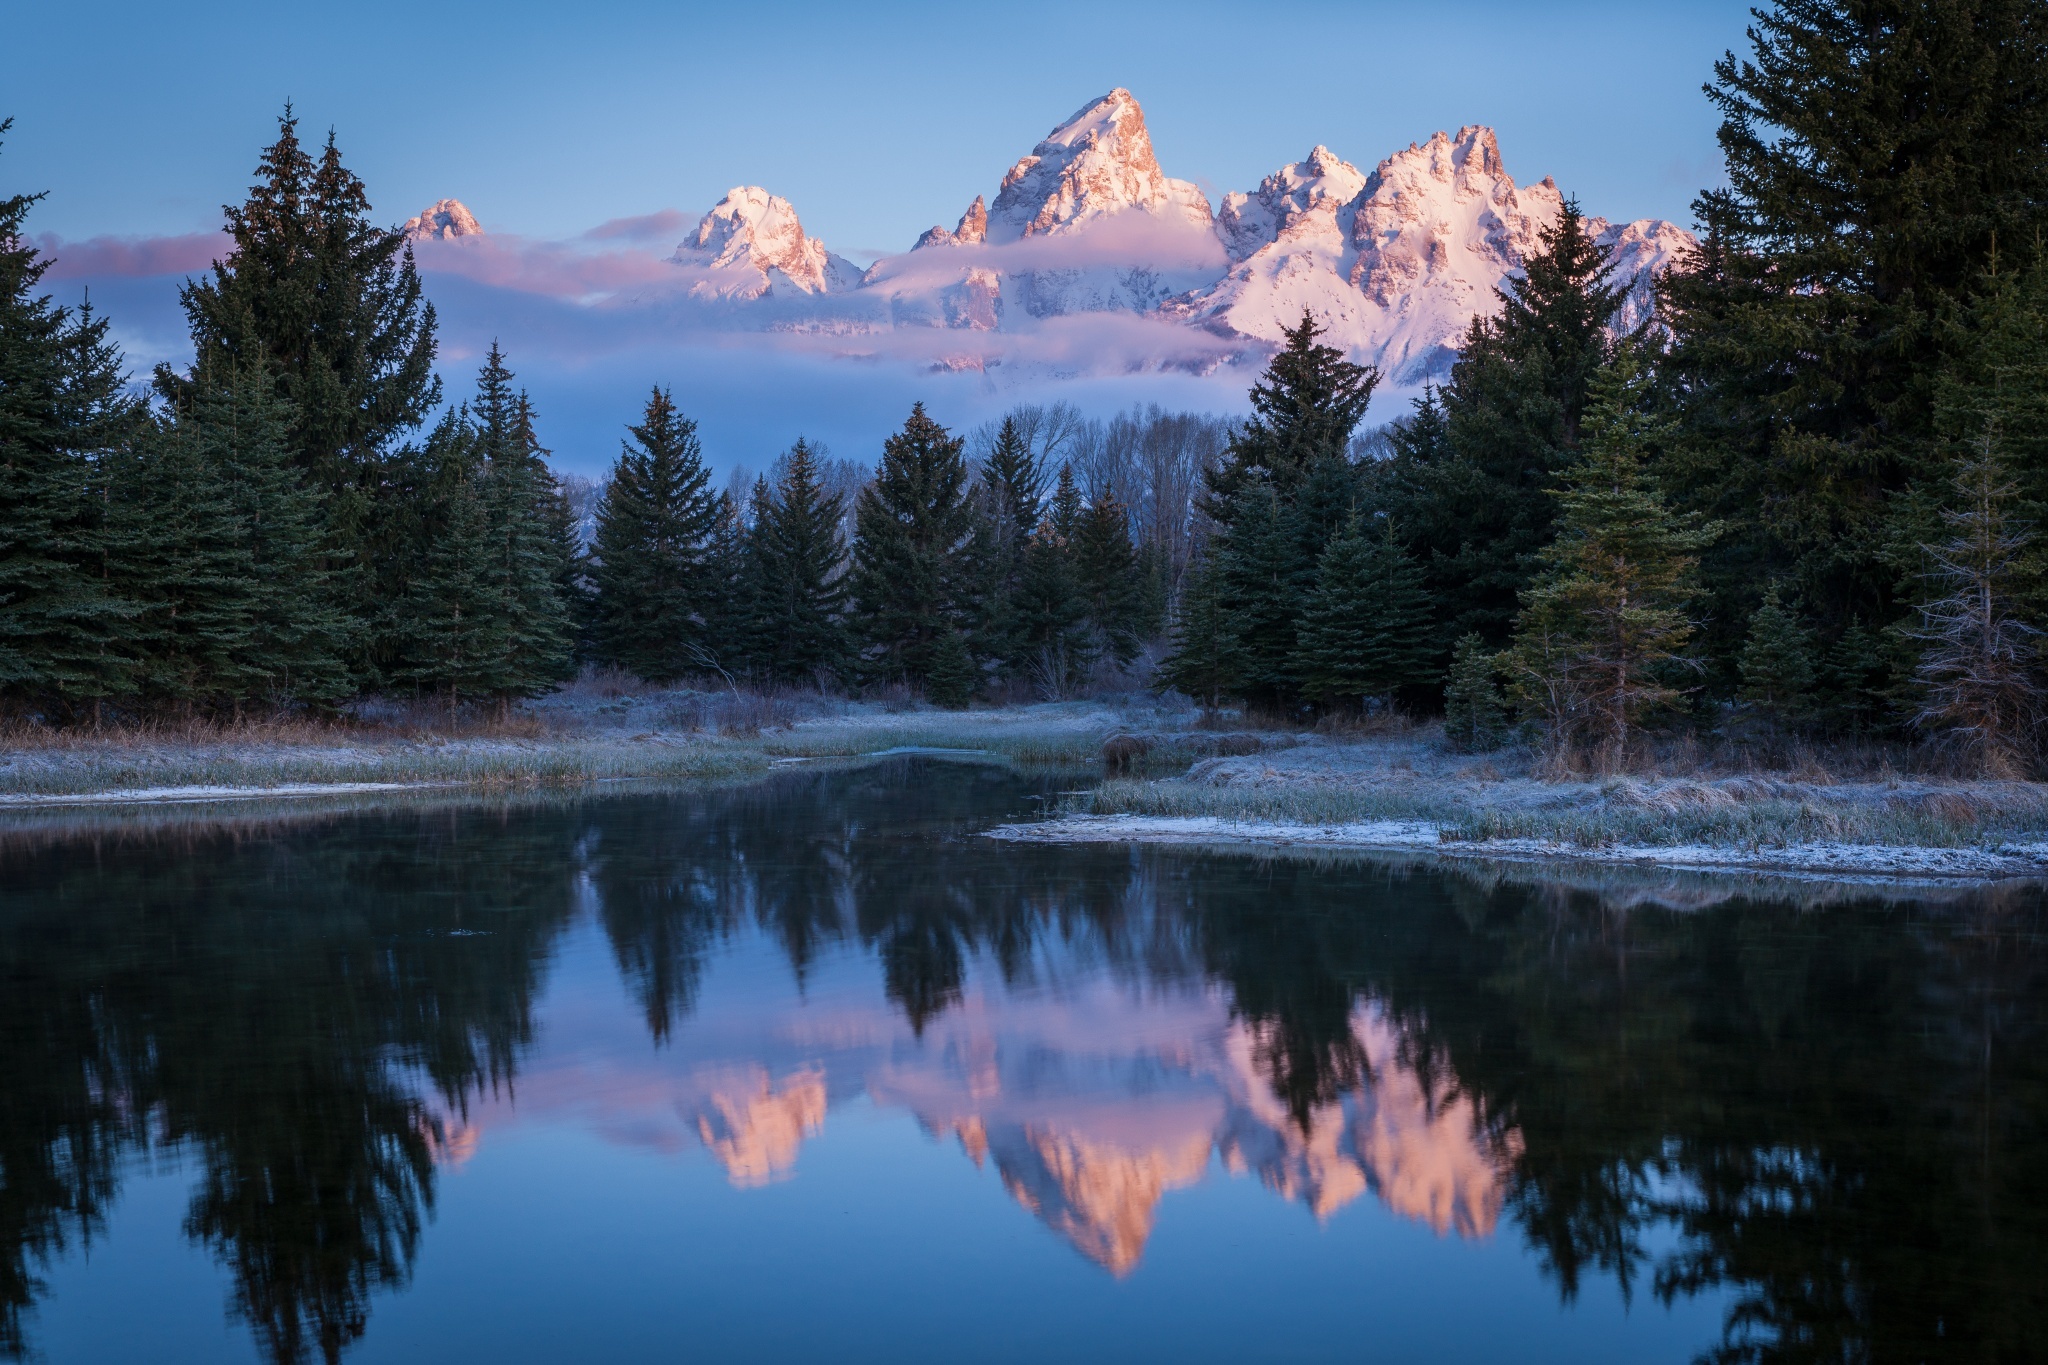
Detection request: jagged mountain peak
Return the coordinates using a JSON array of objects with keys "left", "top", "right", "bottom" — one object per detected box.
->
[
  {"left": 913, "top": 195, "right": 989, "bottom": 251},
  {"left": 1217, "top": 146, "right": 1369, "bottom": 262},
  {"left": 985, "top": 87, "right": 1212, "bottom": 243},
  {"left": 403, "top": 199, "right": 481, "bottom": 241},
  {"left": 671, "top": 186, "right": 860, "bottom": 299}
]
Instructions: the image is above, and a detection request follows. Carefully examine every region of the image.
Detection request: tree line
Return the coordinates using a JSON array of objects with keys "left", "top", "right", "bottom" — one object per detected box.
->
[
  {"left": 1161, "top": 0, "right": 2048, "bottom": 774},
  {"left": 7, "top": 1, "right": 2048, "bottom": 772}
]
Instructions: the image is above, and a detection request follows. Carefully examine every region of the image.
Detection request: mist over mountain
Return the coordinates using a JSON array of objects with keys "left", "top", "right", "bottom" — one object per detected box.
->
[{"left": 408, "top": 88, "right": 1693, "bottom": 387}]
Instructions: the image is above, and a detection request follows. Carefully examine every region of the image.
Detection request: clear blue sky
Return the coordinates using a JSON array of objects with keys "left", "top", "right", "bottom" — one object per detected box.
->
[{"left": 14, "top": 0, "right": 1751, "bottom": 253}]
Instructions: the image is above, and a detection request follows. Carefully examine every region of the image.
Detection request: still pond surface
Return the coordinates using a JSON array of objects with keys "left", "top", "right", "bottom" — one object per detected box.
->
[{"left": 0, "top": 758, "right": 2043, "bottom": 1363}]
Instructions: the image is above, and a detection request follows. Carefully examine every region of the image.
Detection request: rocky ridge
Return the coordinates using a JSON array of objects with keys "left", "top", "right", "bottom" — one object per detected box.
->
[{"left": 412, "top": 89, "right": 1696, "bottom": 381}]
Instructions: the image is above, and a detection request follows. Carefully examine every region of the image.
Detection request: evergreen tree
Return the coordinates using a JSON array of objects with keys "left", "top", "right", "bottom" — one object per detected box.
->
[
  {"left": 390, "top": 413, "right": 503, "bottom": 709},
  {"left": 1210, "top": 482, "right": 1302, "bottom": 705},
  {"left": 750, "top": 438, "right": 849, "bottom": 685},
  {"left": 541, "top": 459, "right": 592, "bottom": 664},
  {"left": 1660, "top": 0, "right": 2048, "bottom": 660},
  {"left": 848, "top": 403, "right": 979, "bottom": 687},
  {"left": 1072, "top": 489, "right": 1150, "bottom": 668},
  {"left": 975, "top": 416, "right": 1045, "bottom": 672},
  {"left": 925, "top": 629, "right": 978, "bottom": 709},
  {"left": 1386, "top": 202, "right": 1622, "bottom": 648},
  {"left": 122, "top": 357, "right": 352, "bottom": 711},
  {"left": 1508, "top": 350, "right": 1714, "bottom": 765},
  {"left": 1158, "top": 558, "right": 1240, "bottom": 707},
  {"left": 1737, "top": 584, "right": 1817, "bottom": 733},
  {"left": 0, "top": 124, "right": 144, "bottom": 712},
  {"left": 155, "top": 108, "right": 440, "bottom": 666},
  {"left": 1442, "top": 634, "right": 1507, "bottom": 752},
  {"left": 473, "top": 350, "right": 573, "bottom": 706},
  {"left": 1010, "top": 466, "right": 1094, "bottom": 698},
  {"left": 589, "top": 388, "right": 721, "bottom": 683},
  {"left": 696, "top": 489, "right": 751, "bottom": 683},
  {"left": 1910, "top": 424, "right": 2041, "bottom": 777},
  {"left": 1204, "top": 312, "right": 1377, "bottom": 515},
  {"left": 1820, "top": 619, "right": 1895, "bottom": 736},
  {"left": 1290, "top": 519, "right": 1434, "bottom": 708}
]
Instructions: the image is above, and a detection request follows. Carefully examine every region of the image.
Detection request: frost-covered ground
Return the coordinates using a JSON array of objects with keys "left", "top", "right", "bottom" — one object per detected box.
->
[
  {"left": 1031, "top": 728, "right": 2048, "bottom": 883},
  {"left": 10, "top": 697, "right": 2048, "bottom": 884}
]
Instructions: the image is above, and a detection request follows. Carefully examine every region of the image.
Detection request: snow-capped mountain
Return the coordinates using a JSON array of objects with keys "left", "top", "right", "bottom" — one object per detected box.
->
[
  {"left": 669, "top": 186, "right": 864, "bottom": 299},
  {"left": 412, "top": 90, "right": 1694, "bottom": 384},
  {"left": 404, "top": 198, "right": 482, "bottom": 241}
]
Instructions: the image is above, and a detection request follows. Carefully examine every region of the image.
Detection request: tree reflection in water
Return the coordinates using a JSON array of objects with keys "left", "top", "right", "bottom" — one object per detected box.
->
[{"left": 0, "top": 758, "right": 2041, "bottom": 1363}]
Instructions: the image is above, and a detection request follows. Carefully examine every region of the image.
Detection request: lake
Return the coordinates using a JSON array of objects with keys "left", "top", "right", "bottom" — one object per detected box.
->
[{"left": 1, "top": 757, "right": 2042, "bottom": 1364}]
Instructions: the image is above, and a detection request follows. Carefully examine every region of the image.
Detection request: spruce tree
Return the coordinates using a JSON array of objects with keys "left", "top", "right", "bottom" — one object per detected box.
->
[
  {"left": 155, "top": 109, "right": 440, "bottom": 665},
  {"left": 473, "top": 351, "right": 574, "bottom": 706},
  {"left": 1386, "top": 202, "right": 1622, "bottom": 648},
  {"left": 390, "top": 413, "right": 503, "bottom": 709},
  {"left": 589, "top": 388, "right": 721, "bottom": 683},
  {"left": 1158, "top": 559, "right": 1241, "bottom": 707},
  {"left": 1072, "top": 489, "right": 1150, "bottom": 667},
  {"left": 1010, "top": 466, "right": 1094, "bottom": 698},
  {"left": 1211, "top": 482, "right": 1302, "bottom": 706},
  {"left": 975, "top": 416, "right": 1045, "bottom": 673},
  {"left": 925, "top": 630, "right": 978, "bottom": 709},
  {"left": 1508, "top": 350, "right": 1714, "bottom": 765},
  {"left": 1737, "top": 584, "right": 1817, "bottom": 733},
  {"left": 1443, "top": 634, "right": 1507, "bottom": 752},
  {"left": 1290, "top": 520, "right": 1434, "bottom": 708},
  {"left": 1910, "top": 424, "right": 2041, "bottom": 777},
  {"left": 0, "top": 125, "right": 144, "bottom": 712},
  {"left": 750, "top": 438, "right": 849, "bottom": 685},
  {"left": 122, "top": 357, "right": 352, "bottom": 711},
  {"left": 1660, "top": 0, "right": 2048, "bottom": 660},
  {"left": 848, "top": 403, "right": 979, "bottom": 687}
]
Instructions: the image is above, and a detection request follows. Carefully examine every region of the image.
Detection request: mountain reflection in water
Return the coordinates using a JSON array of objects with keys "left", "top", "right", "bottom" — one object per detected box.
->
[{"left": 0, "top": 757, "right": 2043, "bottom": 1365}]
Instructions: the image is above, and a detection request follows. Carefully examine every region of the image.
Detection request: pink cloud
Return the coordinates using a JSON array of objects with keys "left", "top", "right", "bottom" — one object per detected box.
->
[
  {"left": 409, "top": 233, "right": 686, "bottom": 301},
  {"left": 36, "top": 230, "right": 227, "bottom": 279},
  {"left": 580, "top": 209, "right": 698, "bottom": 243}
]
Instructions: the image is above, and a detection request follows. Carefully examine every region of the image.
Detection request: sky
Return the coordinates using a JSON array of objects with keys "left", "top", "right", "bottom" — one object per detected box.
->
[{"left": 10, "top": 0, "right": 1757, "bottom": 476}]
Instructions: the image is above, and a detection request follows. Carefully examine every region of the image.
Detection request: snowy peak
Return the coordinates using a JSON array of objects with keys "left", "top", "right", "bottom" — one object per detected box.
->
[
  {"left": 404, "top": 199, "right": 482, "bottom": 241},
  {"left": 985, "top": 88, "right": 1213, "bottom": 242},
  {"left": 913, "top": 195, "right": 989, "bottom": 250},
  {"left": 1217, "top": 145, "right": 1369, "bottom": 261},
  {"left": 671, "top": 186, "right": 861, "bottom": 299}
]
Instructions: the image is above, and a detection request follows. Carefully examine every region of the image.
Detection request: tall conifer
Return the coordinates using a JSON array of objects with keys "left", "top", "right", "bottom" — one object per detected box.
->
[
  {"left": 849, "top": 404, "right": 979, "bottom": 686},
  {"left": 750, "top": 438, "right": 849, "bottom": 684},
  {"left": 589, "top": 389, "right": 721, "bottom": 683}
]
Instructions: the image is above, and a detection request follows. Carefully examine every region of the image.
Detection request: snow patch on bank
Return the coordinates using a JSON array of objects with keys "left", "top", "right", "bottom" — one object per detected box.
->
[{"left": 989, "top": 814, "right": 2048, "bottom": 884}]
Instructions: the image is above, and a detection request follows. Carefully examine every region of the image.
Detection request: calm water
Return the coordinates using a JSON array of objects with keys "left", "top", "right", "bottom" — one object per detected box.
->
[{"left": 0, "top": 759, "right": 2043, "bottom": 1364}]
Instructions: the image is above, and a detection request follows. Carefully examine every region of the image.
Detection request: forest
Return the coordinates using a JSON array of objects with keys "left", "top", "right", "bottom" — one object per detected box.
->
[{"left": 5, "top": 1, "right": 2048, "bottom": 776}]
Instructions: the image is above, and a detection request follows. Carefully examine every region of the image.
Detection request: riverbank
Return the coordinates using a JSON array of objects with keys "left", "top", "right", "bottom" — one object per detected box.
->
[
  {"left": 9, "top": 695, "right": 2048, "bottom": 883},
  {"left": 1018, "top": 726, "right": 2048, "bottom": 883},
  {"left": 0, "top": 695, "right": 1166, "bottom": 805}
]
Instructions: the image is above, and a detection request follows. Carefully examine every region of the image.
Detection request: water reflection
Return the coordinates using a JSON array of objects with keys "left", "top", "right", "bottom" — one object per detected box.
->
[{"left": 0, "top": 760, "right": 2042, "bottom": 1363}]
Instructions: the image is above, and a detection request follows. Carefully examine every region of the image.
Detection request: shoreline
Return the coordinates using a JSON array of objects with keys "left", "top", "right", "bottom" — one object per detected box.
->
[{"left": 986, "top": 812, "right": 2048, "bottom": 885}]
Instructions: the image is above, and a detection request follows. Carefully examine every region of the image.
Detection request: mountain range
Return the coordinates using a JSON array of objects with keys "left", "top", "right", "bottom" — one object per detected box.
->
[{"left": 407, "top": 89, "right": 1694, "bottom": 385}]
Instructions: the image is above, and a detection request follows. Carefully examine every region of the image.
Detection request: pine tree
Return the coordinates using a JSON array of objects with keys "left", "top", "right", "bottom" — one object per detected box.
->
[
  {"left": 974, "top": 415, "right": 1045, "bottom": 673},
  {"left": 390, "top": 413, "right": 503, "bottom": 709},
  {"left": 1820, "top": 619, "right": 1894, "bottom": 737},
  {"left": 1660, "top": 0, "right": 2048, "bottom": 659},
  {"left": 1011, "top": 466, "right": 1093, "bottom": 698},
  {"left": 1508, "top": 350, "right": 1714, "bottom": 765},
  {"left": 1204, "top": 312, "right": 1377, "bottom": 513},
  {"left": 1385, "top": 202, "right": 1622, "bottom": 648},
  {"left": 1158, "top": 558, "right": 1240, "bottom": 707},
  {"left": 541, "top": 463, "right": 591, "bottom": 665},
  {"left": 1737, "top": 585, "right": 1816, "bottom": 733},
  {"left": 0, "top": 123, "right": 144, "bottom": 713},
  {"left": 122, "top": 357, "right": 352, "bottom": 711},
  {"left": 924, "top": 629, "right": 978, "bottom": 709},
  {"left": 848, "top": 403, "right": 979, "bottom": 687},
  {"left": 750, "top": 438, "right": 849, "bottom": 685},
  {"left": 1072, "top": 489, "right": 1150, "bottom": 668},
  {"left": 589, "top": 388, "right": 721, "bottom": 683},
  {"left": 154, "top": 109, "right": 440, "bottom": 668},
  {"left": 473, "top": 351, "right": 573, "bottom": 706},
  {"left": 1910, "top": 424, "right": 2041, "bottom": 777},
  {"left": 1290, "top": 520, "right": 1434, "bottom": 708},
  {"left": 1211, "top": 482, "right": 1302, "bottom": 706},
  {"left": 1443, "top": 634, "right": 1507, "bottom": 752}
]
